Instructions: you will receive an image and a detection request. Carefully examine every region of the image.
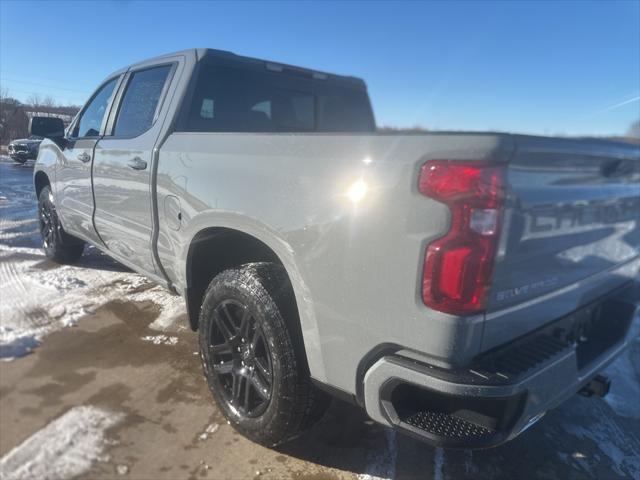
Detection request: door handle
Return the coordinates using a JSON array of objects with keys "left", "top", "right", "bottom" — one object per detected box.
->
[
  {"left": 127, "top": 157, "right": 147, "bottom": 170},
  {"left": 77, "top": 152, "right": 91, "bottom": 163}
]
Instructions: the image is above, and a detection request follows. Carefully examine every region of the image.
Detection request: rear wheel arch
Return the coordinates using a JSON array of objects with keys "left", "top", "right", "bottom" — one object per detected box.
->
[
  {"left": 185, "top": 227, "right": 299, "bottom": 329},
  {"left": 185, "top": 227, "right": 314, "bottom": 376}
]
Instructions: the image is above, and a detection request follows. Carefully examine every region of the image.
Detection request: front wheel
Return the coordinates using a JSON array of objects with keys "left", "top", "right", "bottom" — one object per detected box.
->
[
  {"left": 38, "top": 186, "right": 84, "bottom": 263},
  {"left": 199, "top": 263, "right": 328, "bottom": 446}
]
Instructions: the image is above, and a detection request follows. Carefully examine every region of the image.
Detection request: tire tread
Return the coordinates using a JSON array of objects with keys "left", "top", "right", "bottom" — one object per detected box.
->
[{"left": 199, "top": 262, "right": 328, "bottom": 446}]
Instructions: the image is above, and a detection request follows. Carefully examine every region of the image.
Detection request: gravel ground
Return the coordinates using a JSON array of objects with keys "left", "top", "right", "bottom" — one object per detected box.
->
[{"left": 0, "top": 156, "right": 638, "bottom": 479}]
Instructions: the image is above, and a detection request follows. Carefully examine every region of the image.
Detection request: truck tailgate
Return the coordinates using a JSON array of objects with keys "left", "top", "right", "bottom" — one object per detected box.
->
[{"left": 485, "top": 136, "right": 639, "bottom": 345}]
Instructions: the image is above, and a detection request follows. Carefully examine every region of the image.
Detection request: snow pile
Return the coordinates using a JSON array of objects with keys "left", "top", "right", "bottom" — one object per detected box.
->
[
  {"left": 0, "top": 244, "right": 186, "bottom": 361},
  {"left": 0, "top": 406, "right": 124, "bottom": 480},
  {"left": 0, "top": 160, "right": 190, "bottom": 360},
  {"left": 0, "top": 246, "right": 124, "bottom": 359}
]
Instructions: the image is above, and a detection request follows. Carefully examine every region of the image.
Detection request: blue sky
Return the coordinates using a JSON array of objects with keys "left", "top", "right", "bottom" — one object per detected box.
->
[{"left": 1, "top": 0, "right": 639, "bottom": 136}]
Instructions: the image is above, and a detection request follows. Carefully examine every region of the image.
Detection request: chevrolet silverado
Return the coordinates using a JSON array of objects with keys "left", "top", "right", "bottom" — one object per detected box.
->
[{"left": 31, "top": 48, "right": 639, "bottom": 449}]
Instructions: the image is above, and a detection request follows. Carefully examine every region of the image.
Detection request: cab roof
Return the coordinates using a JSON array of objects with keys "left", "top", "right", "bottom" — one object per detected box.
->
[{"left": 121, "top": 48, "right": 367, "bottom": 90}]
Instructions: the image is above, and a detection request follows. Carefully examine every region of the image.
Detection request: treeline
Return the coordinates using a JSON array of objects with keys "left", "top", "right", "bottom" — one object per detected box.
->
[
  {"left": 1, "top": 87, "right": 637, "bottom": 144},
  {"left": 0, "top": 89, "right": 81, "bottom": 145},
  {"left": 377, "top": 125, "right": 429, "bottom": 133},
  {"left": 378, "top": 121, "right": 640, "bottom": 143}
]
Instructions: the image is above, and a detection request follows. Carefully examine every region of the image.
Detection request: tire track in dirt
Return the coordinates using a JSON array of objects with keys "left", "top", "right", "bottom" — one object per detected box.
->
[
  {"left": 0, "top": 163, "right": 55, "bottom": 335},
  {"left": 0, "top": 185, "right": 53, "bottom": 335}
]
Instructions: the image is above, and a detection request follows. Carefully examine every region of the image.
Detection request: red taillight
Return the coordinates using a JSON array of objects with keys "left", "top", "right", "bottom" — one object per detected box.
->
[{"left": 419, "top": 160, "right": 504, "bottom": 315}]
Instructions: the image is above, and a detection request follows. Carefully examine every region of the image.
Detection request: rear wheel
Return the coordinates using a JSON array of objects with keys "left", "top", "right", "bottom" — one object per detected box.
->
[
  {"left": 38, "top": 186, "right": 84, "bottom": 263},
  {"left": 199, "top": 262, "right": 328, "bottom": 446}
]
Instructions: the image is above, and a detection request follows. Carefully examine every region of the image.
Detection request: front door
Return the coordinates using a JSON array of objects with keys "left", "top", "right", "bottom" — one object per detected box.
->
[
  {"left": 92, "top": 63, "right": 174, "bottom": 274},
  {"left": 56, "top": 76, "right": 120, "bottom": 244}
]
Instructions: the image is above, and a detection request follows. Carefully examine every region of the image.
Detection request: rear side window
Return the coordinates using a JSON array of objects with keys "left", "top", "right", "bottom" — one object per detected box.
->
[
  {"left": 181, "top": 65, "right": 374, "bottom": 133},
  {"left": 113, "top": 65, "right": 172, "bottom": 137},
  {"left": 75, "top": 77, "right": 118, "bottom": 138}
]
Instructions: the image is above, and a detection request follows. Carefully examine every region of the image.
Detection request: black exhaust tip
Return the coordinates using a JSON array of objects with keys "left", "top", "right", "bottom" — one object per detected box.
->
[{"left": 579, "top": 374, "right": 611, "bottom": 398}]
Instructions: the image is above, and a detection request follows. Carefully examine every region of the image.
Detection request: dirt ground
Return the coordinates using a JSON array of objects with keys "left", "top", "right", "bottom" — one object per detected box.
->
[{"left": 1, "top": 157, "right": 639, "bottom": 480}]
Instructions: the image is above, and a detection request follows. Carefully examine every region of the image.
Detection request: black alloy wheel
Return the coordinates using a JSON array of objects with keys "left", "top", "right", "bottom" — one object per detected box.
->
[
  {"left": 208, "top": 300, "right": 273, "bottom": 417},
  {"left": 39, "top": 196, "right": 56, "bottom": 251},
  {"left": 198, "top": 263, "right": 329, "bottom": 446},
  {"left": 37, "top": 186, "right": 84, "bottom": 263}
]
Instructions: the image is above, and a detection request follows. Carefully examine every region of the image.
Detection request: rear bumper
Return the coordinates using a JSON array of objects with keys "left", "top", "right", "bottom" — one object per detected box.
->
[{"left": 362, "top": 282, "right": 639, "bottom": 449}]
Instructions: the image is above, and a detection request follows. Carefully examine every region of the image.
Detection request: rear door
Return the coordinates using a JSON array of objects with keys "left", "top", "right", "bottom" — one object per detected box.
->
[
  {"left": 92, "top": 61, "right": 176, "bottom": 274},
  {"left": 55, "top": 76, "right": 122, "bottom": 244}
]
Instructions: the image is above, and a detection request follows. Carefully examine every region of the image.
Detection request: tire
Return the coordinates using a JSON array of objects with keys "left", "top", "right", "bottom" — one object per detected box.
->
[
  {"left": 12, "top": 157, "right": 27, "bottom": 164},
  {"left": 199, "top": 262, "right": 328, "bottom": 446},
  {"left": 38, "top": 186, "right": 85, "bottom": 263}
]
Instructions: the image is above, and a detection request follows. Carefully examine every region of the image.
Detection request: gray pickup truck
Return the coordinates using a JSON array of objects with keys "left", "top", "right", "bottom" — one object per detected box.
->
[{"left": 32, "top": 48, "right": 639, "bottom": 449}]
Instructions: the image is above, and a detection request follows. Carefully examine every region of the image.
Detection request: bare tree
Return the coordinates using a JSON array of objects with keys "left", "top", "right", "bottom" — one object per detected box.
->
[
  {"left": 627, "top": 119, "right": 640, "bottom": 139},
  {"left": 27, "top": 93, "right": 41, "bottom": 106},
  {"left": 0, "top": 89, "right": 29, "bottom": 144},
  {"left": 27, "top": 93, "right": 42, "bottom": 114},
  {"left": 378, "top": 124, "right": 429, "bottom": 133},
  {"left": 42, "top": 95, "right": 56, "bottom": 109}
]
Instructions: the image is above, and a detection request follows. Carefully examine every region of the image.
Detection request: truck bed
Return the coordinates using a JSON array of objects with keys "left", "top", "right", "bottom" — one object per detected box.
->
[{"left": 157, "top": 131, "right": 639, "bottom": 394}]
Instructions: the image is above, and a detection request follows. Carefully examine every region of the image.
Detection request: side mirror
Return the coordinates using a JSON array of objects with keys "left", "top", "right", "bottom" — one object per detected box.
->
[{"left": 30, "top": 116, "right": 65, "bottom": 140}]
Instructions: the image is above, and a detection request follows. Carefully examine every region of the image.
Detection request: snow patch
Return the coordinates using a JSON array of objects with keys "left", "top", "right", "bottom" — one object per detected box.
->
[
  {"left": 30, "top": 268, "right": 88, "bottom": 293},
  {"left": 0, "top": 245, "right": 184, "bottom": 359},
  {"left": 0, "top": 160, "right": 188, "bottom": 359},
  {"left": 0, "top": 245, "right": 42, "bottom": 256},
  {"left": 357, "top": 429, "right": 397, "bottom": 480},
  {"left": 603, "top": 342, "right": 640, "bottom": 419},
  {"left": 433, "top": 447, "right": 445, "bottom": 480},
  {"left": 0, "top": 406, "right": 124, "bottom": 480},
  {"left": 141, "top": 334, "right": 178, "bottom": 346},
  {"left": 463, "top": 449, "right": 477, "bottom": 476},
  {"left": 198, "top": 423, "right": 220, "bottom": 440},
  {"left": 559, "top": 400, "right": 640, "bottom": 477},
  {"left": 133, "top": 286, "right": 185, "bottom": 331},
  {"left": 0, "top": 329, "right": 39, "bottom": 361}
]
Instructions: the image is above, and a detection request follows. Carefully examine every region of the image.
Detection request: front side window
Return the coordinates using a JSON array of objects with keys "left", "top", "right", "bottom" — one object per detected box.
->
[
  {"left": 75, "top": 77, "right": 118, "bottom": 138},
  {"left": 113, "top": 65, "right": 172, "bottom": 137}
]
